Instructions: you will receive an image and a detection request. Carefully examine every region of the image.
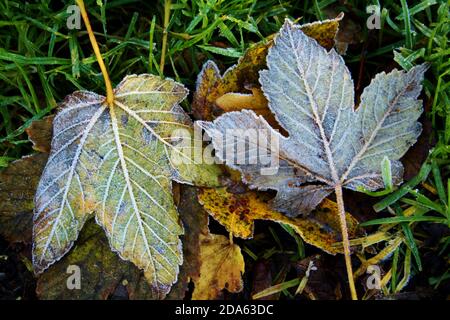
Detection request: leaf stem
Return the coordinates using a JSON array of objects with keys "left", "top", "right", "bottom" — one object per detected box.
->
[
  {"left": 76, "top": 0, "right": 114, "bottom": 106},
  {"left": 334, "top": 184, "right": 358, "bottom": 300},
  {"left": 159, "top": 0, "right": 171, "bottom": 75}
]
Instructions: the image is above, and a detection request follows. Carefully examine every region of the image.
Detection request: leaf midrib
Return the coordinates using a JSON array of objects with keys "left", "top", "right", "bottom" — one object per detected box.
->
[
  {"left": 287, "top": 26, "right": 340, "bottom": 185},
  {"left": 109, "top": 103, "right": 158, "bottom": 285}
]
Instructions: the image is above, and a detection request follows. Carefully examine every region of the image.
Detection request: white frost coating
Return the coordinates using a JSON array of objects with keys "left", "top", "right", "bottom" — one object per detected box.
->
[
  {"left": 33, "top": 74, "right": 216, "bottom": 298},
  {"left": 198, "top": 19, "right": 427, "bottom": 216},
  {"left": 33, "top": 92, "right": 105, "bottom": 273}
]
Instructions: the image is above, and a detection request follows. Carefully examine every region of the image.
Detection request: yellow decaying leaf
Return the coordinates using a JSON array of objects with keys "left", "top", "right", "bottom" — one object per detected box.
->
[
  {"left": 198, "top": 187, "right": 359, "bottom": 255},
  {"left": 192, "top": 233, "right": 245, "bottom": 300},
  {"left": 192, "top": 14, "right": 343, "bottom": 121},
  {"left": 215, "top": 88, "right": 281, "bottom": 130},
  {"left": 215, "top": 88, "right": 267, "bottom": 113}
]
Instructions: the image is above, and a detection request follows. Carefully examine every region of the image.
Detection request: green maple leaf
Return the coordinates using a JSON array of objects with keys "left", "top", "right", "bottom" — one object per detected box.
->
[{"left": 33, "top": 74, "right": 220, "bottom": 298}]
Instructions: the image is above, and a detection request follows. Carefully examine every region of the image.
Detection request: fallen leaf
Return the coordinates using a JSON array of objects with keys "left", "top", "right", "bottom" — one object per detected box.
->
[
  {"left": 33, "top": 74, "right": 221, "bottom": 298},
  {"left": 198, "top": 20, "right": 426, "bottom": 299},
  {"left": 36, "top": 219, "right": 159, "bottom": 300},
  {"left": 192, "top": 15, "right": 343, "bottom": 121},
  {"left": 323, "top": 8, "right": 363, "bottom": 55},
  {"left": 166, "top": 185, "right": 209, "bottom": 299},
  {"left": 25, "top": 115, "right": 54, "bottom": 153},
  {"left": 0, "top": 153, "right": 47, "bottom": 243},
  {"left": 1, "top": 113, "right": 219, "bottom": 300},
  {"left": 198, "top": 187, "right": 358, "bottom": 254},
  {"left": 192, "top": 233, "right": 245, "bottom": 300},
  {"left": 198, "top": 20, "right": 427, "bottom": 216}
]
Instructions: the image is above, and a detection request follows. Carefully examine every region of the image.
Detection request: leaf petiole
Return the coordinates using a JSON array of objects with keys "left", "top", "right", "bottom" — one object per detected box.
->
[
  {"left": 335, "top": 184, "right": 358, "bottom": 300},
  {"left": 159, "top": 0, "right": 171, "bottom": 75},
  {"left": 75, "top": 0, "right": 114, "bottom": 106}
]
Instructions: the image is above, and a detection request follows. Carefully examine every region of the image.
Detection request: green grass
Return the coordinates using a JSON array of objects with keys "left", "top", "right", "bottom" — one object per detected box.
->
[{"left": 0, "top": 0, "right": 449, "bottom": 297}]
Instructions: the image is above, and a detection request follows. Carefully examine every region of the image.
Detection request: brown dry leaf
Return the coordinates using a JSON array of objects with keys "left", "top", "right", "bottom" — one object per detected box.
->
[
  {"left": 0, "top": 116, "right": 55, "bottom": 243},
  {"left": 323, "top": 7, "right": 363, "bottom": 55},
  {"left": 192, "top": 14, "right": 343, "bottom": 121},
  {"left": 198, "top": 187, "right": 359, "bottom": 254},
  {"left": 192, "top": 232, "right": 245, "bottom": 300},
  {"left": 0, "top": 153, "right": 48, "bottom": 243},
  {"left": 25, "top": 115, "right": 54, "bottom": 153}
]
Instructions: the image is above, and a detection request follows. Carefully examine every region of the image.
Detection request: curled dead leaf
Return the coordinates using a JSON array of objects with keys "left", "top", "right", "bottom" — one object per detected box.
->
[{"left": 25, "top": 115, "right": 54, "bottom": 153}]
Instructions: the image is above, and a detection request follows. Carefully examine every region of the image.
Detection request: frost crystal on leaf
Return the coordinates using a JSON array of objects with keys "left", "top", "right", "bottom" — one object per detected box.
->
[
  {"left": 33, "top": 74, "right": 220, "bottom": 298},
  {"left": 198, "top": 20, "right": 427, "bottom": 217}
]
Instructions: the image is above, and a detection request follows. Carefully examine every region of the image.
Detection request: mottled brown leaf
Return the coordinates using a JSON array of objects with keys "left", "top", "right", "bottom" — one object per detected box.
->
[{"left": 0, "top": 153, "right": 47, "bottom": 243}]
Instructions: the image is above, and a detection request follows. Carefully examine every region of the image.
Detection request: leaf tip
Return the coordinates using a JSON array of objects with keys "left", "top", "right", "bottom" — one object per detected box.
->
[{"left": 409, "top": 63, "right": 429, "bottom": 81}]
